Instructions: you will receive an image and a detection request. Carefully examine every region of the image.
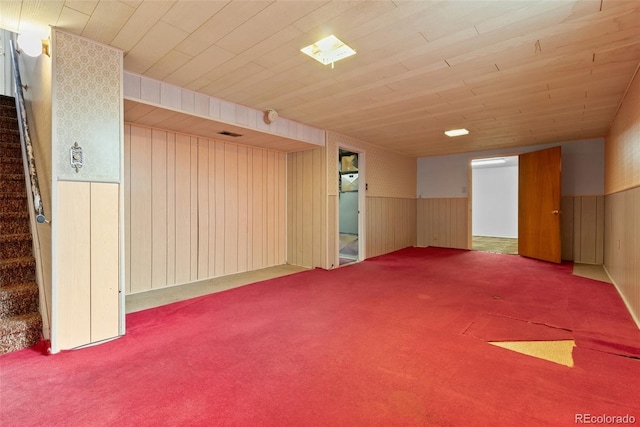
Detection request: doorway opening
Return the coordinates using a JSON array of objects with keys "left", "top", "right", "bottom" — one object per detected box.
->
[
  {"left": 338, "top": 149, "right": 361, "bottom": 265},
  {"left": 471, "top": 156, "right": 519, "bottom": 255}
]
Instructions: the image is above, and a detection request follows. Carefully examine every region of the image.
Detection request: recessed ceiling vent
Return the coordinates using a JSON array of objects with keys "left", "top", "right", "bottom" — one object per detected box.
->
[{"left": 218, "top": 130, "right": 243, "bottom": 138}]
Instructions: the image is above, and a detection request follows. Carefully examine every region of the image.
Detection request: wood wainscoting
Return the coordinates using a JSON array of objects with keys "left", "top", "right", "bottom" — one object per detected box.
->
[
  {"left": 561, "top": 196, "right": 605, "bottom": 264},
  {"left": 417, "top": 198, "right": 468, "bottom": 249},
  {"left": 604, "top": 187, "right": 640, "bottom": 326}
]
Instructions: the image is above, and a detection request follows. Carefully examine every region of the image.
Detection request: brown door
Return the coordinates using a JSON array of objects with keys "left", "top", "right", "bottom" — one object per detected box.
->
[{"left": 518, "top": 146, "right": 562, "bottom": 263}]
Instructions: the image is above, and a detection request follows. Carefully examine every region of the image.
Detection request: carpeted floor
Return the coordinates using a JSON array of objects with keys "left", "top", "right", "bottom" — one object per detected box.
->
[
  {"left": 472, "top": 235, "right": 518, "bottom": 255},
  {"left": 1, "top": 247, "right": 639, "bottom": 426}
]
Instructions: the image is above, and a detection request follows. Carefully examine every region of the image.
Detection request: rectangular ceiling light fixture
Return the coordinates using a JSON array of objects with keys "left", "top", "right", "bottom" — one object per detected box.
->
[
  {"left": 301, "top": 35, "right": 356, "bottom": 68},
  {"left": 444, "top": 128, "right": 470, "bottom": 137},
  {"left": 471, "top": 158, "right": 506, "bottom": 166}
]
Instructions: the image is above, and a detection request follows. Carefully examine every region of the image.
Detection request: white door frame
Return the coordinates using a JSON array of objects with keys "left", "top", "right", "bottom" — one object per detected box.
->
[{"left": 336, "top": 144, "right": 366, "bottom": 265}]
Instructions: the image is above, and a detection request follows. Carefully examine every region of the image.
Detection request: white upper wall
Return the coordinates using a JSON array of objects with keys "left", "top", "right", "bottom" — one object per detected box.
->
[
  {"left": 417, "top": 138, "right": 605, "bottom": 198},
  {"left": 472, "top": 163, "right": 519, "bottom": 238}
]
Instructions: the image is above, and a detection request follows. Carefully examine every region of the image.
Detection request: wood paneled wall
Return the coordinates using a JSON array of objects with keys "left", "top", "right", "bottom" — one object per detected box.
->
[
  {"left": 287, "top": 149, "right": 326, "bottom": 268},
  {"left": 605, "top": 69, "right": 640, "bottom": 194},
  {"left": 560, "top": 196, "right": 604, "bottom": 264},
  {"left": 56, "top": 181, "right": 119, "bottom": 350},
  {"left": 124, "top": 123, "right": 286, "bottom": 294},
  {"left": 604, "top": 188, "right": 640, "bottom": 326},
  {"left": 417, "top": 198, "right": 469, "bottom": 249},
  {"left": 603, "top": 70, "right": 640, "bottom": 327},
  {"left": 366, "top": 197, "right": 417, "bottom": 258}
]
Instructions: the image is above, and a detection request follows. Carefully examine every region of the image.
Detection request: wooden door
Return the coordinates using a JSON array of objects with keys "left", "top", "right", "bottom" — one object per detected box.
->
[{"left": 518, "top": 146, "right": 562, "bottom": 263}]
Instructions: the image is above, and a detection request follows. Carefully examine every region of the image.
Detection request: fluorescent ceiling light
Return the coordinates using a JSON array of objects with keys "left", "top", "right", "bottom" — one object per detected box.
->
[
  {"left": 444, "top": 128, "right": 470, "bottom": 137},
  {"left": 471, "top": 158, "right": 506, "bottom": 166},
  {"left": 301, "top": 35, "right": 356, "bottom": 68}
]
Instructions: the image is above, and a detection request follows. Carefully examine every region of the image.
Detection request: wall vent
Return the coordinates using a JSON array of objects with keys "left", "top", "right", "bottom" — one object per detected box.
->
[{"left": 218, "top": 130, "right": 243, "bottom": 137}]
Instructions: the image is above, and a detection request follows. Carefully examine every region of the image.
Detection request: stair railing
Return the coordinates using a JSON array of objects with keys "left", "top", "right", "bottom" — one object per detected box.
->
[{"left": 8, "top": 39, "right": 46, "bottom": 224}]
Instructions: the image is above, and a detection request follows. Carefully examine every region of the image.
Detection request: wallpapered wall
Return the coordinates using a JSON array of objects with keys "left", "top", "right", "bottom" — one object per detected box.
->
[{"left": 53, "top": 30, "right": 121, "bottom": 182}]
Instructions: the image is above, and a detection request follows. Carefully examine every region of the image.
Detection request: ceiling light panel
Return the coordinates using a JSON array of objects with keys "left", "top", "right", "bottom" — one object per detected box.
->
[
  {"left": 301, "top": 35, "right": 356, "bottom": 67},
  {"left": 444, "top": 128, "right": 470, "bottom": 137}
]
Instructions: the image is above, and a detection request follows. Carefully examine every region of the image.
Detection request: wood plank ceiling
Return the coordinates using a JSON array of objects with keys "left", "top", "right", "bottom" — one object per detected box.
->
[{"left": 1, "top": 0, "right": 639, "bottom": 157}]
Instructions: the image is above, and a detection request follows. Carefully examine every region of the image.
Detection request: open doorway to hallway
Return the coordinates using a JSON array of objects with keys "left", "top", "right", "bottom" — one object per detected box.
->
[
  {"left": 338, "top": 149, "right": 360, "bottom": 265},
  {"left": 471, "top": 156, "right": 519, "bottom": 255}
]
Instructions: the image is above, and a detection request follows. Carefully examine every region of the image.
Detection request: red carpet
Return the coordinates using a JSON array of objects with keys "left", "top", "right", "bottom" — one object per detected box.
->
[{"left": 1, "top": 247, "right": 639, "bottom": 426}]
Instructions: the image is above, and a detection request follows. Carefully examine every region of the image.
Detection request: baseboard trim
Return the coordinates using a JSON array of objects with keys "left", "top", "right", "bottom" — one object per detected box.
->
[{"left": 603, "top": 264, "right": 640, "bottom": 330}]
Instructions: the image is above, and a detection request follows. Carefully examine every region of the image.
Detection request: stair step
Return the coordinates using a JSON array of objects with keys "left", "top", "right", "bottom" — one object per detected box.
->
[
  {"left": 0, "top": 193, "right": 28, "bottom": 214},
  {"left": 0, "top": 211, "right": 30, "bottom": 235},
  {"left": 0, "top": 311, "right": 42, "bottom": 354},
  {"left": 0, "top": 130, "right": 20, "bottom": 144},
  {"left": 0, "top": 282, "right": 39, "bottom": 319},
  {"left": 0, "top": 153, "right": 22, "bottom": 162},
  {"left": 0, "top": 234, "right": 33, "bottom": 258},
  {"left": 0, "top": 115, "right": 18, "bottom": 129},
  {"left": 0, "top": 142, "right": 22, "bottom": 159},
  {"left": 0, "top": 116, "right": 18, "bottom": 130},
  {"left": 0, "top": 257, "right": 36, "bottom": 287},
  {"left": 0, "top": 161, "right": 23, "bottom": 175},
  {"left": 0, "top": 96, "right": 15, "bottom": 107},
  {"left": 0, "top": 106, "right": 17, "bottom": 118},
  {"left": 0, "top": 174, "right": 26, "bottom": 194}
]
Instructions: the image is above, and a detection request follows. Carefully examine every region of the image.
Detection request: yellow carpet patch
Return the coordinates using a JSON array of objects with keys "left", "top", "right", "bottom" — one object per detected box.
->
[{"left": 489, "top": 340, "right": 575, "bottom": 367}]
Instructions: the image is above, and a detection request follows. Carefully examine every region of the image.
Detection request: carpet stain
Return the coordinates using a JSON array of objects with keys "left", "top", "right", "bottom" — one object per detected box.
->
[{"left": 388, "top": 390, "right": 428, "bottom": 422}]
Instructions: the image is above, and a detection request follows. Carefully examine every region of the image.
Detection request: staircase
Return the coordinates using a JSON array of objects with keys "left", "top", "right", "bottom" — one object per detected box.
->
[{"left": 0, "top": 94, "right": 42, "bottom": 354}]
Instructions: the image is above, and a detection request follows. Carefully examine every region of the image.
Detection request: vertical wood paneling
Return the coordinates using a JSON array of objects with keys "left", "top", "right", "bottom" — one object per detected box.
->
[
  {"left": 247, "top": 149, "right": 254, "bottom": 271},
  {"left": 266, "top": 151, "right": 276, "bottom": 267},
  {"left": 189, "top": 138, "right": 198, "bottom": 281},
  {"left": 605, "top": 70, "right": 640, "bottom": 194},
  {"left": 278, "top": 153, "right": 287, "bottom": 264},
  {"left": 287, "top": 148, "right": 327, "bottom": 268},
  {"left": 207, "top": 140, "right": 217, "bottom": 277},
  {"left": 312, "top": 149, "right": 323, "bottom": 267},
  {"left": 287, "top": 153, "right": 296, "bottom": 265},
  {"left": 561, "top": 197, "right": 574, "bottom": 261},
  {"left": 151, "top": 130, "right": 167, "bottom": 288},
  {"left": 56, "top": 181, "right": 91, "bottom": 349},
  {"left": 166, "top": 133, "right": 176, "bottom": 285},
  {"left": 604, "top": 188, "right": 640, "bottom": 326},
  {"left": 327, "top": 195, "right": 337, "bottom": 268},
  {"left": 214, "top": 141, "right": 226, "bottom": 276},
  {"left": 129, "top": 126, "right": 152, "bottom": 293},
  {"left": 224, "top": 144, "right": 239, "bottom": 275},
  {"left": 417, "top": 198, "right": 468, "bottom": 249},
  {"left": 570, "top": 196, "right": 605, "bottom": 265},
  {"left": 302, "top": 151, "right": 313, "bottom": 267},
  {"left": 174, "top": 134, "right": 192, "bottom": 284},
  {"left": 365, "top": 197, "right": 417, "bottom": 259},
  {"left": 252, "top": 149, "right": 264, "bottom": 270},
  {"left": 124, "top": 124, "right": 131, "bottom": 293},
  {"left": 89, "top": 183, "right": 120, "bottom": 342},
  {"left": 237, "top": 145, "right": 249, "bottom": 272},
  {"left": 197, "top": 138, "right": 210, "bottom": 279},
  {"left": 125, "top": 124, "right": 287, "bottom": 293},
  {"left": 595, "top": 196, "right": 604, "bottom": 264},
  {"left": 294, "top": 152, "right": 303, "bottom": 265}
]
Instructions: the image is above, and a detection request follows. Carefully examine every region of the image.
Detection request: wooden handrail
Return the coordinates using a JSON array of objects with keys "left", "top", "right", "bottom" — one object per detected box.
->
[{"left": 9, "top": 39, "right": 46, "bottom": 224}]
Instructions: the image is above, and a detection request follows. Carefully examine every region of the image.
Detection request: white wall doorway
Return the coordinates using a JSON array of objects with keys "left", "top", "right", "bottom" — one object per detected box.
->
[
  {"left": 470, "top": 156, "right": 519, "bottom": 255},
  {"left": 338, "top": 148, "right": 363, "bottom": 265}
]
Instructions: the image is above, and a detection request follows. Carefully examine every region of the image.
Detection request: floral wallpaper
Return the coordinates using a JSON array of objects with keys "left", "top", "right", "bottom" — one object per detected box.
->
[{"left": 53, "top": 30, "right": 122, "bottom": 182}]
